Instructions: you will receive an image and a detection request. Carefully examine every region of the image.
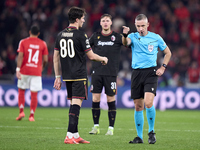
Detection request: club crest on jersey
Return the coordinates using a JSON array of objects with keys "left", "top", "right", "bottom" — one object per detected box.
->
[
  {"left": 111, "top": 35, "right": 115, "bottom": 41},
  {"left": 148, "top": 45, "right": 154, "bottom": 52},
  {"left": 85, "top": 34, "right": 88, "bottom": 38},
  {"left": 97, "top": 36, "right": 100, "bottom": 39}
]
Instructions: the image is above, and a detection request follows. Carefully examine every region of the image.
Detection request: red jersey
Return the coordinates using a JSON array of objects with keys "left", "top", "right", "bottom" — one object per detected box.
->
[
  {"left": 17, "top": 37, "right": 48, "bottom": 76},
  {"left": 188, "top": 67, "right": 200, "bottom": 83}
]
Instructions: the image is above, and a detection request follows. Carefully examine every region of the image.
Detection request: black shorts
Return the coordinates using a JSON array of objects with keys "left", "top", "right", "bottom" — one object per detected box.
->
[
  {"left": 131, "top": 67, "right": 158, "bottom": 100},
  {"left": 90, "top": 75, "right": 117, "bottom": 96},
  {"left": 65, "top": 80, "right": 88, "bottom": 100}
]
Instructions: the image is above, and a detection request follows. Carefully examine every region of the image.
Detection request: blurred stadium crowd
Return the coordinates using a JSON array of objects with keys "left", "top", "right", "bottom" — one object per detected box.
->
[{"left": 0, "top": 0, "right": 200, "bottom": 87}]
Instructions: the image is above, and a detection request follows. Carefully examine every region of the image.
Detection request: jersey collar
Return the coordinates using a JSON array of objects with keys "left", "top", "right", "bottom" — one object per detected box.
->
[
  {"left": 67, "top": 26, "right": 77, "bottom": 29},
  {"left": 101, "top": 30, "right": 113, "bottom": 36}
]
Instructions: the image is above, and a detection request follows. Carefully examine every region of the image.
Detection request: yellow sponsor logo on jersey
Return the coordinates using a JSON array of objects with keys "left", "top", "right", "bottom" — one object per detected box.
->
[{"left": 97, "top": 36, "right": 100, "bottom": 39}]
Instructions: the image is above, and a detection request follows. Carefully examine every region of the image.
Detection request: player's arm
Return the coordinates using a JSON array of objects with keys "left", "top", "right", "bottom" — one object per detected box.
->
[
  {"left": 42, "top": 42, "right": 48, "bottom": 71},
  {"left": 53, "top": 50, "right": 62, "bottom": 90},
  {"left": 82, "top": 33, "right": 108, "bottom": 65},
  {"left": 89, "top": 33, "right": 95, "bottom": 47},
  {"left": 42, "top": 55, "right": 48, "bottom": 71},
  {"left": 122, "top": 26, "right": 131, "bottom": 46},
  {"left": 16, "top": 52, "right": 23, "bottom": 80},
  {"left": 156, "top": 46, "right": 172, "bottom": 76},
  {"left": 86, "top": 50, "right": 108, "bottom": 65}
]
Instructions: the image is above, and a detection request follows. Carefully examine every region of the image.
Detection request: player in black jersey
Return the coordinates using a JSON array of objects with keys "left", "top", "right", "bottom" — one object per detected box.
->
[
  {"left": 89, "top": 14, "right": 123, "bottom": 135},
  {"left": 53, "top": 7, "right": 108, "bottom": 144}
]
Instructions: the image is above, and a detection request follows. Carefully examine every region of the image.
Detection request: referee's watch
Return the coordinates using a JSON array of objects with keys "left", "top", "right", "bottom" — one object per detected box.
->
[{"left": 162, "top": 64, "right": 167, "bottom": 68}]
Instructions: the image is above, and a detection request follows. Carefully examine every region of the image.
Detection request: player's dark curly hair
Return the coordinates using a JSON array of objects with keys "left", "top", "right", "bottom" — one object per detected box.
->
[{"left": 68, "top": 7, "right": 86, "bottom": 23}]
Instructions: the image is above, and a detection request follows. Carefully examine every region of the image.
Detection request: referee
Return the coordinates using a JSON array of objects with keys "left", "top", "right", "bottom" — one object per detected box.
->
[{"left": 122, "top": 14, "right": 172, "bottom": 144}]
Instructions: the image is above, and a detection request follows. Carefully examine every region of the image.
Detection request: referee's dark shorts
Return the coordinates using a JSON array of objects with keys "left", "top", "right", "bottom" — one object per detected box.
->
[{"left": 131, "top": 67, "right": 158, "bottom": 100}]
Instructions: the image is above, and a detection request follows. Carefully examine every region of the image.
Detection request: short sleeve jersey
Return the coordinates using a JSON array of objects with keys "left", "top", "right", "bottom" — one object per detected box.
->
[
  {"left": 128, "top": 31, "right": 167, "bottom": 69},
  {"left": 54, "top": 27, "right": 92, "bottom": 81},
  {"left": 17, "top": 37, "right": 48, "bottom": 76},
  {"left": 89, "top": 31, "right": 123, "bottom": 76}
]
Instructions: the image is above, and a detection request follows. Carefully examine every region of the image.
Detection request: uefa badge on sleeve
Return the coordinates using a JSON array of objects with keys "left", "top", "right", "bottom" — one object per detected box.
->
[{"left": 148, "top": 45, "right": 154, "bottom": 52}]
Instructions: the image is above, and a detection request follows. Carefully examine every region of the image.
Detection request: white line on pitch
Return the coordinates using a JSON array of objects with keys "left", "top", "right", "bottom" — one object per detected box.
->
[{"left": 0, "top": 125, "right": 200, "bottom": 132}]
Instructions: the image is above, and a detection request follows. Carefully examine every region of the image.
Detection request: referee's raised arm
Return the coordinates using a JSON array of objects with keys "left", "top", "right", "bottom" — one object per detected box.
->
[{"left": 122, "top": 26, "right": 131, "bottom": 46}]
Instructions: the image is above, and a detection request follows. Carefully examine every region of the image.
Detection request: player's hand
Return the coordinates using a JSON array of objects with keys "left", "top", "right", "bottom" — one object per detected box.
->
[
  {"left": 16, "top": 71, "right": 21, "bottom": 80},
  {"left": 156, "top": 67, "right": 165, "bottom": 76},
  {"left": 122, "top": 26, "right": 130, "bottom": 34},
  {"left": 53, "top": 78, "right": 62, "bottom": 90},
  {"left": 101, "top": 57, "right": 108, "bottom": 65}
]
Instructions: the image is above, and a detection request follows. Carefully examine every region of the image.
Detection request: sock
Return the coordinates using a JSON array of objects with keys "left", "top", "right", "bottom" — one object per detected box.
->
[
  {"left": 146, "top": 105, "right": 156, "bottom": 133},
  {"left": 30, "top": 92, "right": 38, "bottom": 118},
  {"left": 66, "top": 132, "right": 73, "bottom": 139},
  {"left": 73, "top": 132, "right": 80, "bottom": 139},
  {"left": 108, "top": 101, "right": 116, "bottom": 127},
  {"left": 18, "top": 89, "right": 25, "bottom": 113},
  {"left": 69, "top": 105, "right": 72, "bottom": 114},
  {"left": 67, "top": 104, "right": 80, "bottom": 134},
  {"left": 92, "top": 102, "right": 100, "bottom": 125},
  {"left": 69, "top": 105, "right": 79, "bottom": 133},
  {"left": 134, "top": 110, "right": 144, "bottom": 139},
  {"left": 108, "top": 126, "right": 114, "bottom": 130}
]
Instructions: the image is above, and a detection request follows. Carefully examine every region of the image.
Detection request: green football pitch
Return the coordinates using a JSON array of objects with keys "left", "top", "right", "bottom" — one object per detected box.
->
[{"left": 0, "top": 107, "right": 199, "bottom": 150}]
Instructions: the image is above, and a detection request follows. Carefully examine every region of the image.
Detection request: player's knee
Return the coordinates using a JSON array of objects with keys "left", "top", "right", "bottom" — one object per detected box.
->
[
  {"left": 145, "top": 103, "right": 153, "bottom": 108},
  {"left": 92, "top": 93, "right": 101, "bottom": 102},
  {"left": 134, "top": 104, "right": 144, "bottom": 111},
  {"left": 93, "top": 99, "right": 100, "bottom": 103},
  {"left": 107, "top": 95, "right": 115, "bottom": 102},
  {"left": 144, "top": 100, "right": 153, "bottom": 108}
]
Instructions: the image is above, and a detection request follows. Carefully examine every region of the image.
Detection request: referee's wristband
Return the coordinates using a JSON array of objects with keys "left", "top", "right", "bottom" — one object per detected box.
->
[
  {"left": 55, "top": 75, "right": 61, "bottom": 78},
  {"left": 123, "top": 33, "right": 128, "bottom": 38},
  {"left": 162, "top": 64, "right": 167, "bottom": 68},
  {"left": 16, "top": 67, "right": 20, "bottom": 72}
]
